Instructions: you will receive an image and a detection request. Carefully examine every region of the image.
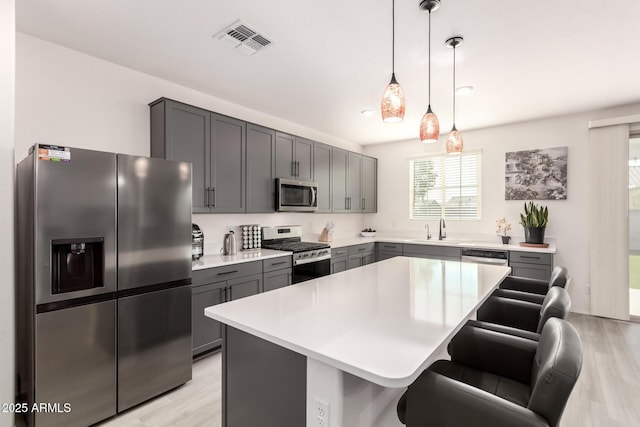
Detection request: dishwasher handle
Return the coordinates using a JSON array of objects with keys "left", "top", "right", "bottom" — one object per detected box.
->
[{"left": 461, "top": 255, "right": 509, "bottom": 265}]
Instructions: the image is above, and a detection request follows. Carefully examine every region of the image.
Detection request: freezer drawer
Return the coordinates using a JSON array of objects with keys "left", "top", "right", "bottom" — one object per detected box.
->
[
  {"left": 35, "top": 300, "right": 116, "bottom": 427},
  {"left": 118, "top": 285, "right": 192, "bottom": 411}
]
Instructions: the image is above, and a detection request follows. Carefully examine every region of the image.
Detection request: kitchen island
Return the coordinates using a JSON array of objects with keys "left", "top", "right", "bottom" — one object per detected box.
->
[{"left": 205, "top": 257, "right": 511, "bottom": 427}]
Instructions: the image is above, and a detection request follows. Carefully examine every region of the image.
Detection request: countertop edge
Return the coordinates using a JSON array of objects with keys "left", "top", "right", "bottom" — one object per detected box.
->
[
  {"left": 193, "top": 249, "right": 292, "bottom": 271},
  {"left": 328, "top": 236, "right": 556, "bottom": 254}
]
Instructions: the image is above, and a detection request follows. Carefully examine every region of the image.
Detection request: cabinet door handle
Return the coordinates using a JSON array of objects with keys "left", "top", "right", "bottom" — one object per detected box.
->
[
  {"left": 336, "top": 250, "right": 346, "bottom": 255},
  {"left": 362, "top": 198, "right": 365, "bottom": 210},
  {"left": 296, "top": 161, "right": 300, "bottom": 176},
  {"left": 292, "top": 161, "right": 296, "bottom": 177},
  {"left": 217, "top": 270, "right": 239, "bottom": 276},
  {"left": 205, "top": 187, "right": 209, "bottom": 207},
  {"left": 345, "top": 197, "right": 348, "bottom": 210},
  {"left": 358, "top": 247, "right": 366, "bottom": 252},
  {"left": 520, "top": 255, "right": 541, "bottom": 260},
  {"left": 270, "top": 261, "right": 287, "bottom": 266},
  {"left": 211, "top": 188, "right": 215, "bottom": 207}
]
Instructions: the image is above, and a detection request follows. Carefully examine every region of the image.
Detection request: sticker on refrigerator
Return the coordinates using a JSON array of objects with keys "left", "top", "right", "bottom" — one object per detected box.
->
[{"left": 37, "top": 145, "right": 71, "bottom": 162}]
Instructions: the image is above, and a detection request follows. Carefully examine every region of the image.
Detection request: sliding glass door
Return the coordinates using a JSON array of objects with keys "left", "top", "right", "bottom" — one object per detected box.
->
[{"left": 629, "top": 135, "right": 640, "bottom": 317}]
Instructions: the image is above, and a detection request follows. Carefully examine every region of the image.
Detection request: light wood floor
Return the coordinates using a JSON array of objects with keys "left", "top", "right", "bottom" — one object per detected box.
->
[{"left": 98, "top": 313, "right": 640, "bottom": 427}]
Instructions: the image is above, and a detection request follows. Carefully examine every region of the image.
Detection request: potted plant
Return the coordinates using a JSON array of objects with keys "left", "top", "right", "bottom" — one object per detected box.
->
[
  {"left": 495, "top": 217, "right": 512, "bottom": 244},
  {"left": 519, "top": 201, "right": 548, "bottom": 244}
]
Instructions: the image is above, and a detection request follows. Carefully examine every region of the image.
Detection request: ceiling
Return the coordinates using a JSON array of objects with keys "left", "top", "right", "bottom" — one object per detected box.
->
[{"left": 16, "top": 0, "right": 640, "bottom": 145}]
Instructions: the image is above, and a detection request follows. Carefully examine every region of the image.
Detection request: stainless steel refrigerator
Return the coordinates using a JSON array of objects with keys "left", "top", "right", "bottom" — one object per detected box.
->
[{"left": 16, "top": 144, "right": 193, "bottom": 427}]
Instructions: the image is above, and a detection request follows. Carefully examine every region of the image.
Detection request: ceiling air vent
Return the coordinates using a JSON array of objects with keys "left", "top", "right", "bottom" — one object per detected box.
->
[{"left": 215, "top": 20, "right": 273, "bottom": 55}]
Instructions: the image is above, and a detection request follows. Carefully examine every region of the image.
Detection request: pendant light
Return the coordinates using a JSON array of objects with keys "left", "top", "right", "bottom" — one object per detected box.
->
[
  {"left": 381, "top": 0, "right": 406, "bottom": 123},
  {"left": 445, "top": 36, "right": 464, "bottom": 155},
  {"left": 418, "top": 0, "right": 440, "bottom": 143}
]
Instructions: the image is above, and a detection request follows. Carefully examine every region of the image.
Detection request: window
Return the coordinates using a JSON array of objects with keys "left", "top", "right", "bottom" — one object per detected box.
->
[{"left": 410, "top": 151, "right": 481, "bottom": 220}]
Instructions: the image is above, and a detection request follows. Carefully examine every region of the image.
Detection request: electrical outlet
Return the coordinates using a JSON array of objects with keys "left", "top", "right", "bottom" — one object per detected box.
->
[
  {"left": 314, "top": 397, "right": 330, "bottom": 427},
  {"left": 585, "top": 284, "right": 591, "bottom": 294}
]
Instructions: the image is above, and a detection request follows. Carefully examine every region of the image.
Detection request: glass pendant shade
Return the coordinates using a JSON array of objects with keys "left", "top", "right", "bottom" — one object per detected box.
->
[
  {"left": 419, "top": 106, "right": 440, "bottom": 143},
  {"left": 446, "top": 126, "right": 463, "bottom": 154},
  {"left": 381, "top": 74, "right": 406, "bottom": 123}
]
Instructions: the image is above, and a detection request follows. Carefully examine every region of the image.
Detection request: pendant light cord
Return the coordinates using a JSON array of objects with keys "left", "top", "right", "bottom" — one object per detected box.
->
[
  {"left": 392, "top": 0, "right": 395, "bottom": 74},
  {"left": 428, "top": 10, "right": 431, "bottom": 104},
  {"left": 452, "top": 42, "right": 456, "bottom": 125}
]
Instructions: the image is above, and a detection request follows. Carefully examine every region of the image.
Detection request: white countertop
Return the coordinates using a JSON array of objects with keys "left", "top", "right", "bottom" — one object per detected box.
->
[
  {"left": 329, "top": 235, "right": 556, "bottom": 254},
  {"left": 205, "top": 257, "right": 511, "bottom": 388},
  {"left": 192, "top": 249, "right": 291, "bottom": 271}
]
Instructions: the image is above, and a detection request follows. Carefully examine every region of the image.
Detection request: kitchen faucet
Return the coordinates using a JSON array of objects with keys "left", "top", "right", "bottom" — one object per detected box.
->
[
  {"left": 439, "top": 218, "right": 446, "bottom": 240},
  {"left": 425, "top": 224, "right": 431, "bottom": 240}
]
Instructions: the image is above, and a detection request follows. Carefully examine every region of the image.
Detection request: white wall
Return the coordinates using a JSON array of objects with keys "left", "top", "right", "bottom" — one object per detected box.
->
[
  {"left": 1, "top": 1, "right": 15, "bottom": 426},
  {"left": 364, "top": 103, "right": 640, "bottom": 314},
  {"left": 15, "top": 33, "right": 366, "bottom": 248},
  {"left": 15, "top": 33, "right": 363, "bottom": 159}
]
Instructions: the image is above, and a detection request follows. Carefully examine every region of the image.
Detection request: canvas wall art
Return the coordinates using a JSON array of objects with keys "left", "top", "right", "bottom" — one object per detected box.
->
[{"left": 505, "top": 146, "right": 568, "bottom": 200}]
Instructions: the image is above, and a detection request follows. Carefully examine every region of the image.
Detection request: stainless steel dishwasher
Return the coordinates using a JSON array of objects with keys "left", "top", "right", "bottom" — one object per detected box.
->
[{"left": 460, "top": 248, "right": 509, "bottom": 266}]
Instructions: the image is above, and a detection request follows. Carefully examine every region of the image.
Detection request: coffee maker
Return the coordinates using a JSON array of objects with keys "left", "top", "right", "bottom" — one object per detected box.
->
[{"left": 192, "top": 224, "right": 204, "bottom": 260}]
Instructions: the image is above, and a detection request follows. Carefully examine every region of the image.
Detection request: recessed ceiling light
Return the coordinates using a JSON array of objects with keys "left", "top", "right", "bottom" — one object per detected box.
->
[
  {"left": 361, "top": 109, "right": 375, "bottom": 117},
  {"left": 455, "top": 85, "right": 475, "bottom": 95}
]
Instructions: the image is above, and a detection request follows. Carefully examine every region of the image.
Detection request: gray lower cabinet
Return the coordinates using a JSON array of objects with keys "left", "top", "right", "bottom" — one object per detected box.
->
[
  {"left": 402, "top": 244, "right": 462, "bottom": 261},
  {"left": 192, "top": 261, "right": 262, "bottom": 356},
  {"left": 331, "top": 247, "right": 349, "bottom": 274},
  {"left": 348, "top": 243, "right": 375, "bottom": 270},
  {"left": 509, "top": 251, "right": 553, "bottom": 281},
  {"left": 263, "top": 256, "right": 293, "bottom": 292},
  {"left": 192, "top": 282, "right": 225, "bottom": 356},
  {"left": 246, "top": 124, "right": 276, "bottom": 212},
  {"left": 376, "top": 242, "right": 402, "bottom": 261},
  {"left": 313, "top": 141, "right": 332, "bottom": 213}
]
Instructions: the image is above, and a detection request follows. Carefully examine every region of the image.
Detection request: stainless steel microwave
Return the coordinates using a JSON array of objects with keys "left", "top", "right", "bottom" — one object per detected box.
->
[{"left": 276, "top": 178, "right": 318, "bottom": 212}]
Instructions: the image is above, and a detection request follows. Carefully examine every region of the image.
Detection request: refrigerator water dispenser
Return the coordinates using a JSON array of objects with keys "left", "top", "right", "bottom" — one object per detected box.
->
[{"left": 51, "top": 237, "right": 105, "bottom": 294}]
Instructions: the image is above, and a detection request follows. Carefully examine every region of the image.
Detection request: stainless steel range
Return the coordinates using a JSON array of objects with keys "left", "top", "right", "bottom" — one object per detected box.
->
[{"left": 262, "top": 225, "right": 330, "bottom": 283}]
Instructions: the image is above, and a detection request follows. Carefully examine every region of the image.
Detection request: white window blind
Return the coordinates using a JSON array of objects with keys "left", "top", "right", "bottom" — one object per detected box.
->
[{"left": 410, "top": 152, "right": 481, "bottom": 220}]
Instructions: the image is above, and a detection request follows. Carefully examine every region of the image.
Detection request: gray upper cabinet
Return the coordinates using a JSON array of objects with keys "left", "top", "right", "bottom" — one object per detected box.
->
[
  {"left": 362, "top": 156, "right": 377, "bottom": 213},
  {"left": 331, "top": 148, "right": 349, "bottom": 212},
  {"left": 150, "top": 98, "right": 211, "bottom": 213},
  {"left": 313, "top": 142, "right": 332, "bottom": 213},
  {"left": 348, "top": 152, "right": 362, "bottom": 212},
  {"left": 246, "top": 124, "right": 276, "bottom": 213},
  {"left": 150, "top": 99, "right": 246, "bottom": 213},
  {"left": 210, "top": 114, "right": 246, "bottom": 213},
  {"left": 275, "top": 132, "right": 296, "bottom": 179},
  {"left": 332, "top": 149, "right": 367, "bottom": 213},
  {"left": 275, "top": 132, "right": 313, "bottom": 181},
  {"left": 295, "top": 137, "right": 314, "bottom": 181},
  {"left": 151, "top": 98, "right": 377, "bottom": 214}
]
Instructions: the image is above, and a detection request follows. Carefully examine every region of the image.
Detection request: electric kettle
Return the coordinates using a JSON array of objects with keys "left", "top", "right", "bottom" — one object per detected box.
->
[{"left": 222, "top": 230, "right": 237, "bottom": 256}]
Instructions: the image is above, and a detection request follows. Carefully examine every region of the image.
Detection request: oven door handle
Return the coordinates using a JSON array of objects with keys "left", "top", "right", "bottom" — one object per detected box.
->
[
  {"left": 293, "top": 253, "right": 331, "bottom": 266},
  {"left": 461, "top": 255, "right": 508, "bottom": 265}
]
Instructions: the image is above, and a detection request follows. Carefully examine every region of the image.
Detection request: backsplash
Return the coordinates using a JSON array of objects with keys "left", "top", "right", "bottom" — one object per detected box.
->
[{"left": 193, "top": 212, "right": 365, "bottom": 255}]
